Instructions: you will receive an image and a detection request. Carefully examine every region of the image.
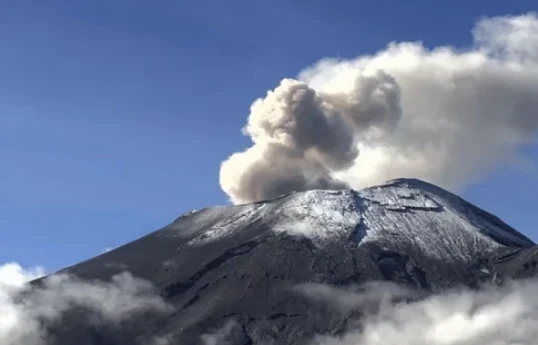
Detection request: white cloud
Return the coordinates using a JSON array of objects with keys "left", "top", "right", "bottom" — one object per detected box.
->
[
  {"left": 293, "top": 281, "right": 420, "bottom": 312},
  {"left": 220, "top": 12, "right": 538, "bottom": 204},
  {"left": 300, "top": 279, "right": 538, "bottom": 345},
  {"left": 0, "top": 262, "right": 171, "bottom": 345},
  {"left": 0, "top": 262, "right": 46, "bottom": 289},
  {"left": 201, "top": 320, "right": 239, "bottom": 345}
]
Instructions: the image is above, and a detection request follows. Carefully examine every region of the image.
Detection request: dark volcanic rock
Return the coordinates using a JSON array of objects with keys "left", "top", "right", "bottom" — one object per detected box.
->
[{"left": 34, "top": 178, "right": 537, "bottom": 345}]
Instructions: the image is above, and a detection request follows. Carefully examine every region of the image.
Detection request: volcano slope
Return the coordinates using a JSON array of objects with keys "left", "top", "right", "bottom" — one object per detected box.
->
[{"left": 28, "top": 178, "right": 538, "bottom": 345}]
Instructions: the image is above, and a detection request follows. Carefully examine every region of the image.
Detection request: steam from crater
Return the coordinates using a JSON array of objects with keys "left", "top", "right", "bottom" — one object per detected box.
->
[{"left": 220, "top": 13, "right": 538, "bottom": 204}]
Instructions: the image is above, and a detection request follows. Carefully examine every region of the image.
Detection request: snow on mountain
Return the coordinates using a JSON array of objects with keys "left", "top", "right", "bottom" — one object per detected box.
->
[
  {"left": 38, "top": 178, "right": 538, "bottom": 345},
  {"left": 166, "top": 178, "right": 533, "bottom": 264}
]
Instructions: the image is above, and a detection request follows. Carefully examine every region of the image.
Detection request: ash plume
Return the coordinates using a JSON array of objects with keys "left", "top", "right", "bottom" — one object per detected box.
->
[{"left": 220, "top": 13, "right": 538, "bottom": 204}]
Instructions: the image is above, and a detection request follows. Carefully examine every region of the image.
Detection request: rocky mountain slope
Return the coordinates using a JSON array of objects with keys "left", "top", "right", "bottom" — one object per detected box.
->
[{"left": 32, "top": 178, "right": 538, "bottom": 345}]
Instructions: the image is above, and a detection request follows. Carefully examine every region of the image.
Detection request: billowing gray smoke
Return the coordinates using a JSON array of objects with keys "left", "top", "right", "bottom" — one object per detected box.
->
[{"left": 220, "top": 13, "right": 538, "bottom": 204}]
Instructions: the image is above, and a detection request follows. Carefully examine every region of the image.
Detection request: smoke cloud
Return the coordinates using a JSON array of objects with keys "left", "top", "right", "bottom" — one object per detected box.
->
[
  {"left": 0, "top": 262, "right": 171, "bottom": 345},
  {"left": 220, "top": 13, "right": 538, "bottom": 204},
  {"left": 299, "top": 279, "right": 538, "bottom": 345}
]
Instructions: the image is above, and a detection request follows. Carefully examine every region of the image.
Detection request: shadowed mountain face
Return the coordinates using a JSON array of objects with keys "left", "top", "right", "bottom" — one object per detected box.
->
[{"left": 30, "top": 179, "right": 538, "bottom": 345}]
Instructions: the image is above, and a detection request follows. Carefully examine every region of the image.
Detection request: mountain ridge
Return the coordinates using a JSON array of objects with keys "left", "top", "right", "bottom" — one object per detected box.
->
[{"left": 31, "top": 178, "right": 538, "bottom": 345}]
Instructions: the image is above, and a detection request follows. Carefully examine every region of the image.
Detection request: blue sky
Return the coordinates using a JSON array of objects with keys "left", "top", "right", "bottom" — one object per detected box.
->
[{"left": 1, "top": 0, "right": 537, "bottom": 271}]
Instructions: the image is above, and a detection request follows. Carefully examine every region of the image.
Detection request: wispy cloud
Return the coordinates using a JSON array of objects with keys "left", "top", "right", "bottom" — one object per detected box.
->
[
  {"left": 0, "top": 262, "right": 172, "bottom": 345},
  {"left": 201, "top": 320, "right": 240, "bottom": 345},
  {"left": 297, "top": 279, "right": 538, "bottom": 345}
]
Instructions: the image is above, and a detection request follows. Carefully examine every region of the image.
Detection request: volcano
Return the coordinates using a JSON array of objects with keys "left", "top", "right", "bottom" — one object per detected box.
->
[{"left": 29, "top": 178, "right": 538, "bottom": 345}]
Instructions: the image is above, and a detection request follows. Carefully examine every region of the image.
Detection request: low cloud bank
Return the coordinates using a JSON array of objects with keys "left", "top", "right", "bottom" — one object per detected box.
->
[
  {"left": 0, "top": 262, "right": 171, "bottom": 345},
  {"left": 297, "top": 279, "right": 538, "bottom": 345}
]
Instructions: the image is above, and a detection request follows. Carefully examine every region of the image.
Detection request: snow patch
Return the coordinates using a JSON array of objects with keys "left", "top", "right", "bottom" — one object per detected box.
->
[{"left": 170, "top": 179, "right": 533, "bottom": 264}]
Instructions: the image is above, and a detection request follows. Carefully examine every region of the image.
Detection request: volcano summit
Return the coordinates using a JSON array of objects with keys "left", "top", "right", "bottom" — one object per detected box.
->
[{"left": 20, "top": 179, "right": 538, "bottom": 345}]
